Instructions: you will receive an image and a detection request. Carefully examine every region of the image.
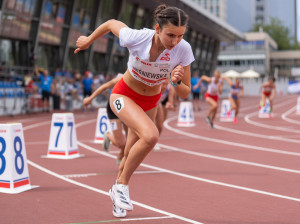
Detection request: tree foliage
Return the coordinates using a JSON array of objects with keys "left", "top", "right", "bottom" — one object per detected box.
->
[{"left": 251, "top": 17, "right": 294, "bottom": 50}]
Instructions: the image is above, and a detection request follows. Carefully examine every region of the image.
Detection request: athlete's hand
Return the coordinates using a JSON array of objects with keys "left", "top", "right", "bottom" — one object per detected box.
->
[
  {"left": 171, "top": 65, "right": 184, "bottom": 84},
  {"left": 74, "top": 36, "right": 92, "bottom": 54},
  {"left": 83, "top": 97, "right": 92, "bottom": 107},
  {"left": 165, "top": 101, "right": 175, "bottom": 111}
]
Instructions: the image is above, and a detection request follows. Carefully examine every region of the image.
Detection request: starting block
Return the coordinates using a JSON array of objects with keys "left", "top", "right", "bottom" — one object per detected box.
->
[
  {"left": 46, "top": 113, "right": 83, "bottom": 159},
  {"left": 0, "top": 123, "right": 38, "bottom": 193},
  {"left": 259, "top": 99, "right": 272, "bottom": 118},
  {"left": 297, "top": 97, "right": 300, "bottom": 115},
  {"left": 94, "top": 108, "right": 111, "bottom": 143},
  {"left": 177, "top": 101, "right": 195, "bottom": 127},
  {"left": 220, "top": 100, "right": 235, "bottom": 122}
]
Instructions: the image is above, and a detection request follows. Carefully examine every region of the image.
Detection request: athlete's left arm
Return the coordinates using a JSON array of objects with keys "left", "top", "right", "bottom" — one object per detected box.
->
[
  {"left": 240, "top": 85, "right": 244, "bottom": 97},
  {"left": 271, "top": 84, "right": 276, "bottom": 98},
  {"left": 171, "top": 64, "right": 191, "bottom": 99}
]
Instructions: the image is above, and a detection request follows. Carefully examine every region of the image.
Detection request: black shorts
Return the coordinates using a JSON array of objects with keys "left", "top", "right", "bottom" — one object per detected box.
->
[
  {"left": 106, "top": 101, "right": 118, "bottom": 120},
  {"left": 192, "top": 92, "right": 200, "bottom": 99},
  {"left": 161, "top": 96, "right": 168, "bottom": 106},
  {"left": 42, "top": 90, "right": 50, "bottom": 101}
]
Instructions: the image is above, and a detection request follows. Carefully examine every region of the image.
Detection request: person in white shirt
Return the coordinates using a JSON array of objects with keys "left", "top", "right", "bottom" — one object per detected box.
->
[
  {"left": 194, "top": 70, "right": 223, "bottom": 128},
  {"left": 75, "top": 4, "right": 194, "bottom": 218}
]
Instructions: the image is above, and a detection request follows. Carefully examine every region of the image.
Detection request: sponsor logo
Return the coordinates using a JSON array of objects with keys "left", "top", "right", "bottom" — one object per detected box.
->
[{"left": 160, "top": 53, "right": 170, "bottom": 61}]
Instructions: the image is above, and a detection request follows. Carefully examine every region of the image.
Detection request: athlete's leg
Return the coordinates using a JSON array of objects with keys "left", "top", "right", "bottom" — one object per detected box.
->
[
  {"left": 235, "top": 98, "right": 240, "bottom": 117},
  {"left": 155, "top": 103, "right": 164, "bottom": 135},
  {"left": 228, "top": 97, "right": 237, "bottom": 112},
  {"left": 110, "top": 94, "right": 158, "bottom": 185},
  {"left": 206, "top": 97, "right": 218, "bottom": 121},
  {"left": 261, "top": 93, "right": 266, "bottom": 107},
  {"left": 107, "top": 119, "right": 126, "bottom": 163}
]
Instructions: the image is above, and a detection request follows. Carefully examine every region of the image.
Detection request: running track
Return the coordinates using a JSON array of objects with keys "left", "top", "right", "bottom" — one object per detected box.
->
[{"left": 1, "top": 95, "right": 300, "bottom": 224}]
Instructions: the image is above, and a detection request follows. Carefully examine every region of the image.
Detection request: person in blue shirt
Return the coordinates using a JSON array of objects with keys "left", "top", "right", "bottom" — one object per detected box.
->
[
  {"left": 191, "top": 72, "right": 202, "bottom": 111},
  {"left": 82, "top": 71, "right": 93, "bottom": 97},
  {"left": 36, "top": 68, "right": 53, "bottom": 112}
]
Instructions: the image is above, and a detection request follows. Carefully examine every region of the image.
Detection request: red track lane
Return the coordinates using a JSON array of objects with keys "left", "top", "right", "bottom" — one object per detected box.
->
[{"left": 1, "top": 95, "right": 300, "bottom": 223}]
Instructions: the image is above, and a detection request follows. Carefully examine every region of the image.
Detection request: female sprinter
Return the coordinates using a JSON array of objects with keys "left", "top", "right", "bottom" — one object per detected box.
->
[
  {"left": 223, "top": 76, "right": 244, "bottom": 123},
  {"left": 195, "top": 70, "right": 223, "bottom": 128},
  {"left": 74, "top": 4, "right": 194, "bottom": 217},
  {"left": 260, "top": 77, "right": 276, "bottom": 114}
]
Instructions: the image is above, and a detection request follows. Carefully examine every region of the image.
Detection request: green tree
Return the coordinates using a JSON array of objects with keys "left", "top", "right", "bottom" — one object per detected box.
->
[{"left": 251, "top": 17, "right": 292, "bottom": 50}]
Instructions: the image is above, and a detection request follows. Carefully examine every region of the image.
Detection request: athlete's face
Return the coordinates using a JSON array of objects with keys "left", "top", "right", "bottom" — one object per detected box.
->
[{"left": 156, "top": 23, "right": 186, "bottom": 50}]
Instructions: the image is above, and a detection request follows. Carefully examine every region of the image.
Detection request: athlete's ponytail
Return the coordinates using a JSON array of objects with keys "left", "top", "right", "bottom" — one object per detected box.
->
[{"left": 154, "top": 4, "right": 188, "bottom": 28}]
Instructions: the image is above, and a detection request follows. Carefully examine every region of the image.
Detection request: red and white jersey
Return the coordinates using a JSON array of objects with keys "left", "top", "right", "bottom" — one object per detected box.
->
[
  {"left": 207, "top": 77, "right": 222, "bottom": 96},
  {"left": 119, "top": 27, "right": 194, "bottom": 86}
]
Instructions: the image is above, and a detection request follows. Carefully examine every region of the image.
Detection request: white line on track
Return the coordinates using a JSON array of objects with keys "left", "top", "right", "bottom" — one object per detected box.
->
[
  {"left": 118, "top": 215, "right": 173, "bottom": 222},
  {"left": 77, "top": 141, "right": 300, "bottom": 202},
  {"left": 157, "top": 143, "right": 300, "bottom": 174},
  {"left": 214, "top": 124, "right": 300, "bottom": 144},
  {"left": 281, "top": 106, "right": 300, "bottom": 125},
  {"left": 244, "top": 99, "right": 300, "bottom": 133},
  {"left": 23, "top": 121, "right": 202, "bottom": 224},
  {"left": 27, "top": 160, "right": 201, "bottom": 224},
  {"left": 164, "top": 116, "right": 300, "bottom": 156},
  {"left": 63, "top": 170, "right": 164, "bottom": 178}
]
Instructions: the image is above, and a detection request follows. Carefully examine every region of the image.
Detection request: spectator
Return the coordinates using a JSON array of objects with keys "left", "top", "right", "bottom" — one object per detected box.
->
[
  {"left": 82, "top": 70, "right": 93, "bottom": 97},
  {"left": 35, "top": 68, "right": 53, "bottom": 112}
]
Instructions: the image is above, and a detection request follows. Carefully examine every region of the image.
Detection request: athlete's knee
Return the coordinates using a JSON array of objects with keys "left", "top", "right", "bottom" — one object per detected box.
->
[
  {"left": 141, "top": 128, "right": 159, "bottom": 148},
  {"left": 212, "top": 104, "right": 218, "bottom": 110},
  {"left": 115, "top": 139, "right": 126, "bottom": 149}
]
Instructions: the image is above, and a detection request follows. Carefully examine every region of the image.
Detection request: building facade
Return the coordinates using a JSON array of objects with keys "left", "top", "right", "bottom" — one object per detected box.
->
[
  {"left": 217, "top": 32, "right": 277, "bottom": 76},
  {"left": 270, "top": 50, "right": 300, "bottom": 78},
  {"left": 0, "top": 0, "right": 243, "bottom": 78},
  {"left": 191, "top": 0, "right": 227, "bottom": 21}
]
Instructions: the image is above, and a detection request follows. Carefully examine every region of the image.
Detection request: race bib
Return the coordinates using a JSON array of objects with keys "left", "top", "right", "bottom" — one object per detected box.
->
[{"left": 129, "top": 56, "right": 172, "bottom": 86}]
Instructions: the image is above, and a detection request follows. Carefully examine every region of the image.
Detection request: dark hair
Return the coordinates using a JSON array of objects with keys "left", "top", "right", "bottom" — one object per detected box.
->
[
  {"left": 154, "top": 4, "right": 189, "bottom": 28},
  {"left": 269, "top": 77, "right": 276, "bottom": 82}
]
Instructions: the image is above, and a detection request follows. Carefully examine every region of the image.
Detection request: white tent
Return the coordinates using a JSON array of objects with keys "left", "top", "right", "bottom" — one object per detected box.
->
[
  {"left": 240, "top": 69, "right": 260, "bottom": 78},
  {"left": 222, "top": 70, "right": 241, "bottom": 78}
]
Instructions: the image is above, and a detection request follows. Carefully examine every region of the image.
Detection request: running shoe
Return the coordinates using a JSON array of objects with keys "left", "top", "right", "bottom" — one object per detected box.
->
[
  {"left": 116, "top": 159, "right": 121, "bottom": 165},
  {"left": 153, "top": 143, "right": 161, "bottom": 151},
  {"left": 109, "top": 181, "right": 133, "bottom": 211},
  {"left": 102, "top": 131, "right": 110, "bottom": 152},
  {"left": 109, "top": 188, "right": 127, "bottom": 218},
  {"left": 233, "top": 118, "right": 238, "bottom": 123},
  {"left": 210, "top": 121, "right": 214, "bottom": 129},
  {"left": 205, "top": 116, "right": 211, "bottom": 124}
]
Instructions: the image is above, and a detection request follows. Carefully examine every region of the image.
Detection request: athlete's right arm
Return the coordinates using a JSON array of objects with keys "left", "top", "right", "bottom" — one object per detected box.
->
[
  {"left": 74, "top": 19, "right": 127, "bottom": 54},
  {"left": 222, "top": 76, "right": 232, "bottom": 87},
  {"left": 200, "top": 75, "right": 211, "bottom": 83},
  {"left": 83, "top": 76, "right": 122, "bottom": 107}
]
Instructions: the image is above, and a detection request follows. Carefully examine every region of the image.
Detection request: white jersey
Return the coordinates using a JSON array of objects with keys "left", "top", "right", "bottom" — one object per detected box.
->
[
  {"left": 207, "top": 77, "right": 222, "bottom": 96},
  {"left": 119, "top": 27, "right": 195, "bottom": 86}
]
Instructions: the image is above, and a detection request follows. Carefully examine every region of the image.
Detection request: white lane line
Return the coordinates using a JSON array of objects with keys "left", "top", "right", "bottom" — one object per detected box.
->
[
  {"left": 77, "top": 141, "right": 300, "bottom": 202},
  {"left": 23, "top": 121, "right": 51, "bottom": 130},
  {"left": 164, "top": 116, "right": 300, "bottom": 156},
  {"left": 158, "top": 143, "right": 300, "bottom": 174},
  {"left": 23, "top": 121, "right": 201, "bottom": 224},
  {"left": 244, "top": 99, "right": 300, "bottom": 134},
  {"left": 119, "top": 216, "right": 173, "bottom": 222},
  {"left": 27, "top": 160, "right": 202, "bottom": 224},
  {"left": 281, "top": 106, "right": 300, "bottom": 125},
  {"left": 63, "top": 170, "right": 164, "bottom": 178},
  {"left": 214, "top": 124, "right": 300, "bottom": 144}
]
